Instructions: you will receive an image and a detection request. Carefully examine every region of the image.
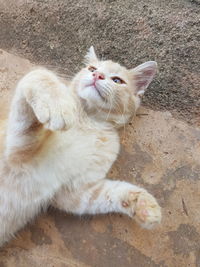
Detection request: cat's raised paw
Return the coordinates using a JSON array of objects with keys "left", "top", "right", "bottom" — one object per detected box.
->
[{"left": 26, "top": 94, "right": 74, "bottom": 131}]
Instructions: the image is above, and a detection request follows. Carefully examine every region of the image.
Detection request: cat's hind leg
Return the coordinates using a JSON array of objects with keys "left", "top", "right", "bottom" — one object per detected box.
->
[
  {"left": 52, "top": 179, "right": 161, "bottom": 229},
  {"left": 5, "top": 69, "right": 76, "bottom": 164}
]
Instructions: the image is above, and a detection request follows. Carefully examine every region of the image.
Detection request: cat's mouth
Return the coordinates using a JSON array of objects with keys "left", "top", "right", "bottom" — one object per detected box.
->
[{"left": 90, "top": 83, "right": 106, "bottom": 102}]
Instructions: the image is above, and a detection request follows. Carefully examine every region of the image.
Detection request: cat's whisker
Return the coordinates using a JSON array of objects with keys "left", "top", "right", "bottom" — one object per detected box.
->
[
  {"left": 99, "top": 84, "right": 114, "bottom": 122},
  {"left": 113, "top": 95, "right": 127, "bottom": 135},
  {"left": 106, "top": 86, "right": 115, "bottom": 121},
  {"left": 105, "top": 95, "right": 113, "bottom": 122}
]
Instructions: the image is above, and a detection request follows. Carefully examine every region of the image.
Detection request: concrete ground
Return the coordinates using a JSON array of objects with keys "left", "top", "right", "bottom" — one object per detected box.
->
[{"left": 0, "top": 1, "right": 200, "bottom": 266}]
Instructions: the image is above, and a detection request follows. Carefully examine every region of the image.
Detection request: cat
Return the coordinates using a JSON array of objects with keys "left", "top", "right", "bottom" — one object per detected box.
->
[{"left": 0, "top": 46, "right": 161, "bottom": 247}]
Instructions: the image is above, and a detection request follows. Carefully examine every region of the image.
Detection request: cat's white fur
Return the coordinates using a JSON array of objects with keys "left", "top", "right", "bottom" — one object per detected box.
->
[{"left": 0, "top": 47, "right": 161, "bottom": 246}]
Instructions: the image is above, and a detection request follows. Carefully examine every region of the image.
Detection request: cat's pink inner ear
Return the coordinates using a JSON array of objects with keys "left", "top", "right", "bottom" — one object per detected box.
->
[
  {"left": 131, "top": 61, "right": 157, "bottom": 96},
  {"left": 85, "top": 46, "right": 98, "bottom": 63}
]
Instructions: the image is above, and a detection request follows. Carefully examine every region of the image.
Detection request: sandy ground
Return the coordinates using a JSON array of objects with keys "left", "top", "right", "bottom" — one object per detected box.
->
[{"left": 0, "top": 1, "right": 200, "bottom": 266}]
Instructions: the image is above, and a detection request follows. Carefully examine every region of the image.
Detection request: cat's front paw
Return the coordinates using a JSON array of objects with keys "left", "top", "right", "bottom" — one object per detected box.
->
[
  {"left": 26, "top": 92, "right": 75, "bottom": 131},
  {"left": 39, "top": 99, "right": 74, "bottom": 131},
  {"left": 122, "top": 190, "right": 161, "bottom": 229},
  {"left": 134, "top": 191, "right": 161, "bottom": 229}
]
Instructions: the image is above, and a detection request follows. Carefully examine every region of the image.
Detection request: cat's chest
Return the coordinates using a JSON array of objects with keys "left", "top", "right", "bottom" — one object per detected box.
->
[{"left": 39, "top": 127, "right": 120, "bottom": 183}]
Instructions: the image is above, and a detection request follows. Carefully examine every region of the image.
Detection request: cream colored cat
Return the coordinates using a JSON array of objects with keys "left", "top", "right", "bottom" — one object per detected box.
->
[{"left": 0, "top": 47, "right": 161, "bottom": 246}]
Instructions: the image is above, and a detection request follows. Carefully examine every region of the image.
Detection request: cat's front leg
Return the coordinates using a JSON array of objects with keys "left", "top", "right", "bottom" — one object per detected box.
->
[
  {"left": 52, "top": 180, "right": 161, "bottom": 229},
  {"left": 22, "top": 69, "right": 77, "bottom": 131},
  {"left": 6, "top": 68, "right": 77, "bottom": 163}
]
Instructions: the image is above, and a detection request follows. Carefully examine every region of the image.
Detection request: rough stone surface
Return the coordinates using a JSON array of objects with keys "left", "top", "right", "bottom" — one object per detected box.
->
[
  {"left": 0, "top": 50, "right": 200, "bottom": 267},
  {"left": 0, "top": 0, "right": 199, "bottom": 126}
]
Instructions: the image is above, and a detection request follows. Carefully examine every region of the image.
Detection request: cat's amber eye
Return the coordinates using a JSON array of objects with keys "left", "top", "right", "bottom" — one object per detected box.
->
[
  {"left": 111, "top": 77, "right": 125, "bottom": 84},
  {"left": 88, "top": 66, "right": 97, "bottom": 72}
]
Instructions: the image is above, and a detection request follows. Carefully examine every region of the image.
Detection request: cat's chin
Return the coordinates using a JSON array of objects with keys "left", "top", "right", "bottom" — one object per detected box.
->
[
  {"left": 77, "top": 85, "right": 104, "bottom": 104},
  {"left": 91, "top": 85, "right": 106, "bottom": 101}
]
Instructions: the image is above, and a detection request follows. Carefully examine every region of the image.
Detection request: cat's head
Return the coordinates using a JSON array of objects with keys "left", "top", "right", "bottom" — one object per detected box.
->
[{"left": 74, "top": 46, "right": 157, "bottom": 127}]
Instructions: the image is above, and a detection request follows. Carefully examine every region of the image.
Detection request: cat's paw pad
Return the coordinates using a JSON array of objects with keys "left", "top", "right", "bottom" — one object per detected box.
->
[
  {"left": 122, "top": 191, "right": 161, "bottom": 229},
  {"left": 134, "top": 191, "right": 161, "bottom": 229}
]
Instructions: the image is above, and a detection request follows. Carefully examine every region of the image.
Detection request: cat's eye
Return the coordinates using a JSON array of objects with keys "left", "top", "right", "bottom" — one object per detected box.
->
[
  {"left": 88, "top": 66, "right": 97, "bottom": 72},
  {"left": 111, "top": 77, "right": 125, "bottom": 84}
]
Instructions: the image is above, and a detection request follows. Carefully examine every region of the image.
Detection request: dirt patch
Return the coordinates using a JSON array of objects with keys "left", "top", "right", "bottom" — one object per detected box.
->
[{"left": 0, "top": 0, "right": 199, "bottom": 125}]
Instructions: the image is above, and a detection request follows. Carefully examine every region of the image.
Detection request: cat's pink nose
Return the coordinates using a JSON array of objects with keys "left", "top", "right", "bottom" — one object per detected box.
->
[{"left": 92, "top": 71, "right": 105, "bottom": 80}]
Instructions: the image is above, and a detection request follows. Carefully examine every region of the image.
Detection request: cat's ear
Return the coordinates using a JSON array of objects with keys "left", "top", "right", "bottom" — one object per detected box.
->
[
  {"left": 85, "top": 46, "right": 98, "bottom": 63},
  {"left": 130, "top": 61, "right": 157, "bottom": 96}
]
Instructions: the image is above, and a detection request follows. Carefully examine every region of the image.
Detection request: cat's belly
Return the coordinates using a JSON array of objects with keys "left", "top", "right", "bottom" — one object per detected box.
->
[
  {"left": 0, "top": 125, "right": 120, "bottom": 202},
  {"left": 35, "top": 127, "right": 120, "bottom": 188},
  {"left": 0, "top": 127, "right": 120, "bottom": 217},
  {"left": 0, "top": 126, "right": 120, "bottom": 237}
]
